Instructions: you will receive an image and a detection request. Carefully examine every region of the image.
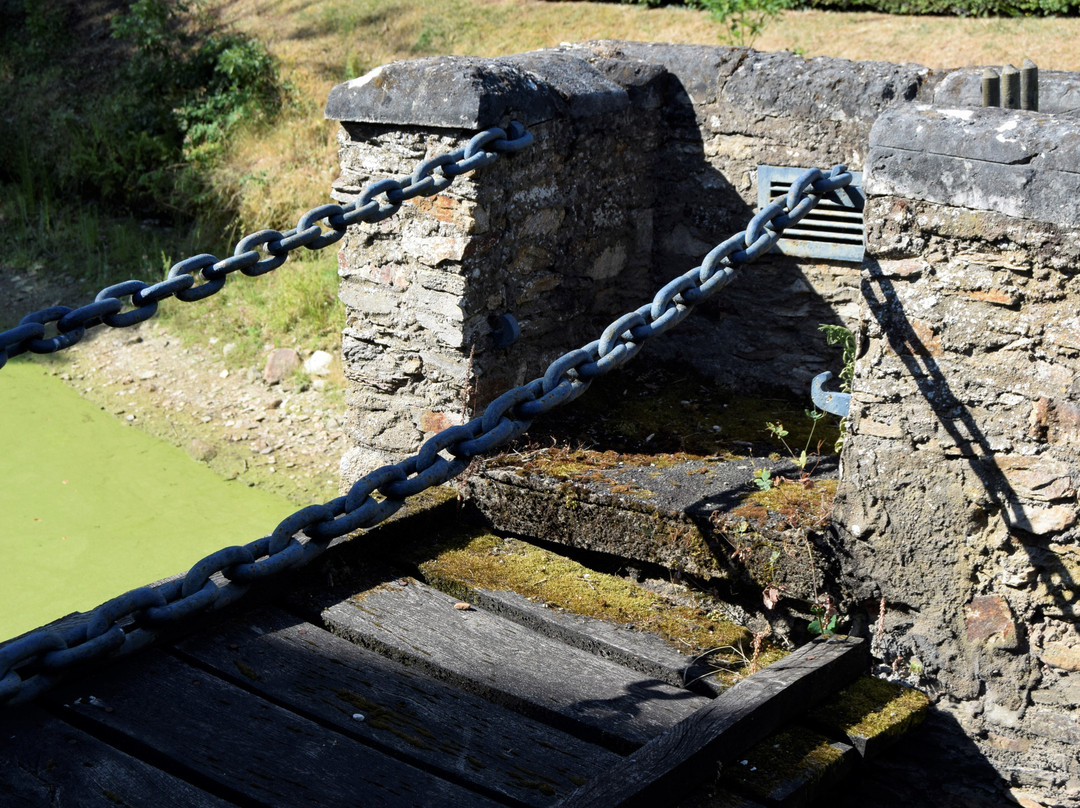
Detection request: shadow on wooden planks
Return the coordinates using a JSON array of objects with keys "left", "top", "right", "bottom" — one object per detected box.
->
[{"left": 2, "top": 567, "right": 871, "bottom": 808}]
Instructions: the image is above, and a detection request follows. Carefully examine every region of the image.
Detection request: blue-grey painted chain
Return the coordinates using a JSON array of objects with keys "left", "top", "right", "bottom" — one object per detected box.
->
[
  {"left": 0, "top": 123, "right": 534, "bottom": 371},
  {"left": 0, "top": 162, "right": 851, "bottom": 707}
]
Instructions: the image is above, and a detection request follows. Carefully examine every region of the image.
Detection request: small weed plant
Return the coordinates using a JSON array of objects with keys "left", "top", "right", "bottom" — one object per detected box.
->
[
  {"left": 693, "top": 0, "right": 790, "bottom": 47},
  {"left": 753, "top": 410, "right": 826, "bottom": 492},
  {"left": 808, "top": 594, "right": 838, "bottom": 637},
  {"left": 819, "top": 323, "right": 855, "bottom": 453}
]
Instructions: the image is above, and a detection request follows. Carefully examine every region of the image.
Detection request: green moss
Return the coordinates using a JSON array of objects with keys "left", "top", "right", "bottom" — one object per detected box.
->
[
  {"left": 392, "top": 484, "right": 460, "bottom": 520},
  {"left": 233, "top": 660, "right": 261, "bottom": 682},
  {"left": 811, "top": 675, "right": 930, "bottom": 742},
  {"left": 486, "top": 446, "right": 695, "bottom": 485},
  {"left": 334, "top": 688, "right": 435, "bottom": 750},
  {"left": 745, "top": 478, "right": 836, "bottom": 512},
  {"left": 414, "top": 530, "right": 778, "bottom": 683},
  {"left": 722, "top": 726, "right": 846, "bottom": 797},
  {"left": 509, "top": 765, "right": 559, "bottom": 796},
  {"left": 510, "top": 363, "right": 840, "bottom": 459}
]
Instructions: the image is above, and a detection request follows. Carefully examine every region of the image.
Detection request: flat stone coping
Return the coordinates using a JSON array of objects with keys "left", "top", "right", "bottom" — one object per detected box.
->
[{"left": 867, "top": 104, "right": 1080, "bottom": 227}]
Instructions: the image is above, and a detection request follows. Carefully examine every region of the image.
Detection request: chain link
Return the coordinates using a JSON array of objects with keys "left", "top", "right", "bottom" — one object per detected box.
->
[
  {"left": 0, "top": 161, "right": 851, "bottom": 707},
  {"left": 0, "top": 123, "right": 535, "bottom": 371}
]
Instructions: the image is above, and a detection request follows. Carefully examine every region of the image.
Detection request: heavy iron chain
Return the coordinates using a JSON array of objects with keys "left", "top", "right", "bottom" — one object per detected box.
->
[
  {"left": 0, "top": 161, "right": 852, "bottom": 707},
  {"left": 0, "top": 123, "right": 534, "bottom": 371}
]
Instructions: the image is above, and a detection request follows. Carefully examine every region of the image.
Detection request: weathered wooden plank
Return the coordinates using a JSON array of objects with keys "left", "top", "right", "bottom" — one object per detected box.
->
[
  {"left": 463, "top": 588, "right": 722, "bottom": 694},
  {"left": 556, "top": 636, "right": 867, "bottom": 808},
  {"left": 321, "top": 579, "right": 710, "bottom": 751},
  {"left": 46, "top": 649, "right": 507, "bottom": 808},
  {"left": 174, "top": 607, "right": 618, "bottom": 806},
  {"left": 0, "top": 704, "right": 237, "bottom": 808}
]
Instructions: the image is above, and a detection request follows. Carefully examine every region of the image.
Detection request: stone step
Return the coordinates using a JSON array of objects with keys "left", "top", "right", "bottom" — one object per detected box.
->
[{"left": 404, "top": 528, "right": 929, "bottom": 808}]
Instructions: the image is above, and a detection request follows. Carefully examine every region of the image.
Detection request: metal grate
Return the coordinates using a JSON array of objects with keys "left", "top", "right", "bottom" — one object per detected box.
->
[{"left": 756, "top": 165, "right": 864, "bottom": 263}]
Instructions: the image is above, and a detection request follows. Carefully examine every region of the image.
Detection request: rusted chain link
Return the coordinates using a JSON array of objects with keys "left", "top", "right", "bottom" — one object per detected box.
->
[{"left": 0, "top": 162, "right": 851, "bottom": 707}]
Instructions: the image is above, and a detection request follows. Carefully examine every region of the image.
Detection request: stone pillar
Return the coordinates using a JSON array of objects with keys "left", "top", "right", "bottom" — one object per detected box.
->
[
  {"left": 326, "top": 53, "right": 662, "bottom": 483},
  {"left": 326, "top": 43, "right": 930, "bottom": 485},
  {"left": 834, "top": 103, "right": 1080, "bottom": 803}
]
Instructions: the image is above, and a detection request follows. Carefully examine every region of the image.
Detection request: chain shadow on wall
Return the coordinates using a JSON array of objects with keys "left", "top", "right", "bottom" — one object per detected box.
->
[
  {"left": 857, "top": 256, "right": 1078, "bottom": 635},
  {"left": 827, "top": 255, "right": 1077, "bottom": 807}
]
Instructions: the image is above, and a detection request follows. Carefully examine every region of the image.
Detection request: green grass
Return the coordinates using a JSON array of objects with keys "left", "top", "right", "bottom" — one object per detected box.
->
[
  {"left": 158, "top": 248, "right": 345, "bottom": 369},
  {"left": 8, "top": 0, "right": 1080, "bottom": 366}
]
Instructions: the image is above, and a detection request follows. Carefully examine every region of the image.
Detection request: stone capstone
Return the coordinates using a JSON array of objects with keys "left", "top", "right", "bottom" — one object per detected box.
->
[
  {"left": 325, "top": 53, "right": 628, "bottom": 128},
  {"left": 867, "top": 105, "right": 1080, "bottom": 227}
]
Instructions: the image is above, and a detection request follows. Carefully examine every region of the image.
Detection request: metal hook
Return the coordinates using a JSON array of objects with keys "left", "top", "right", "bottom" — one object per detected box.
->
[{"left": 811, "top": 371, "right": 851, "bottom": 417}]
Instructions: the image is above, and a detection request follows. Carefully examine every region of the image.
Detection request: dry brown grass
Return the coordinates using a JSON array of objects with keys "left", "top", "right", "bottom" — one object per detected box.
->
[
  {"left": 758, "top": 10, "right": 1080, "bottom": 69},
  {"left": 208, "top": 0, "right": 1080, "bottom": 229}
]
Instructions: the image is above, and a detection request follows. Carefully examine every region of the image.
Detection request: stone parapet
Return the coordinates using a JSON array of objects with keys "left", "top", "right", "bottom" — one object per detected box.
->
[
  {"left": 329, "top": 42, "right": 930, "bottom": 480},
  {"left": 836, "top": 100, "right": 1080, "bottom": 806},
  {"left": 326, "top": 40, "right": 1080, "bottom": 808}
]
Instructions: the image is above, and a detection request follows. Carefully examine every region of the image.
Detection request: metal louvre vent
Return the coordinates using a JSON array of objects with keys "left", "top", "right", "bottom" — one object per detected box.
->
[{"left": 756, "top": 165, "right": 865, "bottom": 263}]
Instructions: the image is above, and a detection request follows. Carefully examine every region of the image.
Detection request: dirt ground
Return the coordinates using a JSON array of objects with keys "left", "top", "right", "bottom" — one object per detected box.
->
[{"left": 4, "top": 269, "right": 348, "bottom": 507}]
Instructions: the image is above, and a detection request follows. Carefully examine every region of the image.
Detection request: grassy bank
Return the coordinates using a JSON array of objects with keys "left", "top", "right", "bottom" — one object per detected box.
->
[{"left": 5, "top": 0, "right": 1080, "bottom": 366}]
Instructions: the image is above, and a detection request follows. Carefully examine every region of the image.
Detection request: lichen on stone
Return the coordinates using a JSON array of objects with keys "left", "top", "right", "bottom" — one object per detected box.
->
[{"left": 810, "top": 675, "right": 930, "bottom": 744}]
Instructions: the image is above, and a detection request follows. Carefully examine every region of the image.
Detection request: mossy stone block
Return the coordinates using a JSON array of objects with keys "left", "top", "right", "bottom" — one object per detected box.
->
[
  {"left": 721, "top": 726, "right": 855, "bottom": 808},
  {"left": 807, "top": 675, "right": 930, "bottom": 759}
]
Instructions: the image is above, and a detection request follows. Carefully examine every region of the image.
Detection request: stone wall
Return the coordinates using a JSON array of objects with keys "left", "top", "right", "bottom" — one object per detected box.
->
[
  {"left": 834, "top": 104, "right": 1080, "bottom": 806},
  {"left": 328, "top": 43, "right": 929, "bottom": 481},
  {"left": 327, "top": 43, "right": 1080, "bottom": 806}
]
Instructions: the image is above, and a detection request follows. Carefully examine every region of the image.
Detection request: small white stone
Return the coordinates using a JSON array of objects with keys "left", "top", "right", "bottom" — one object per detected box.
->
[{"left": 303, "top": 350, "right": 334, "bottom": 376}]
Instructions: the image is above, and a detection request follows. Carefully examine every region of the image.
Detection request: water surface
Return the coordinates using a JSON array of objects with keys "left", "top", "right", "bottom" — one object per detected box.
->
[{"left": 0, "top": 360, "right": 298, "bottom": 641}]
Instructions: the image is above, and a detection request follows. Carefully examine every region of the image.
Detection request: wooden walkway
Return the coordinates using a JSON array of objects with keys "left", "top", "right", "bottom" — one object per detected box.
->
[{"left": 2, "top": 571, "right": 871, "bottom": 808}]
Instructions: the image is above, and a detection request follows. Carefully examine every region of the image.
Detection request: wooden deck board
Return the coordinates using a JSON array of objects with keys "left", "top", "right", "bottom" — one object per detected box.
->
[
  {"left": 45, "top": 648, "right": 508, "bottom": 808},
  {"left": 1, "top": 705, "right": 238, "bottom": 808},
  {"left": 321, "top": 578, "right": 711, "bottom": 751},
  {"left": 462, "top": 587, "right": 722, "bottom": 694},
  {"left": 557, "top": 637, "right": 867, "bottom": 808},
  {"left": 173, "top": 606, "right": 618, "bottom": 806}
]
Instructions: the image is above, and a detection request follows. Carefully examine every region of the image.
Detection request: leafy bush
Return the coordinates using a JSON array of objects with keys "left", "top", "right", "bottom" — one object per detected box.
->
[
  {"left": 694, "top": 0, "right": 791, "bottom": 45},
  {"left": 0, "top": 0, "right": 283, "bottom": 223}
]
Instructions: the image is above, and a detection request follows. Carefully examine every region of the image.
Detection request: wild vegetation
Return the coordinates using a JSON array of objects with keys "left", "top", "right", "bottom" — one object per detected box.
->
[
  {"left": 2, "top": 0, "right": 1078, "bottom": 361},
  {"left": 620, "top": 0, "right": 1078, "bottom": 16}
]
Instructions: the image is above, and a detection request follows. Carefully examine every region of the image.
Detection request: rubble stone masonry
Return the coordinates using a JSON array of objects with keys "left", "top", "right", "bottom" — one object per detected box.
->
[{"left": 327, "top": 43, "right": 1080, "bottom": 805}]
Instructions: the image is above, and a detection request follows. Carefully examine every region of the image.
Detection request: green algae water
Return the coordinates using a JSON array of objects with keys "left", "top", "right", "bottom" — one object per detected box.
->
[{"left": 0, "top": 360, "right": 299, "bottom": 642}]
